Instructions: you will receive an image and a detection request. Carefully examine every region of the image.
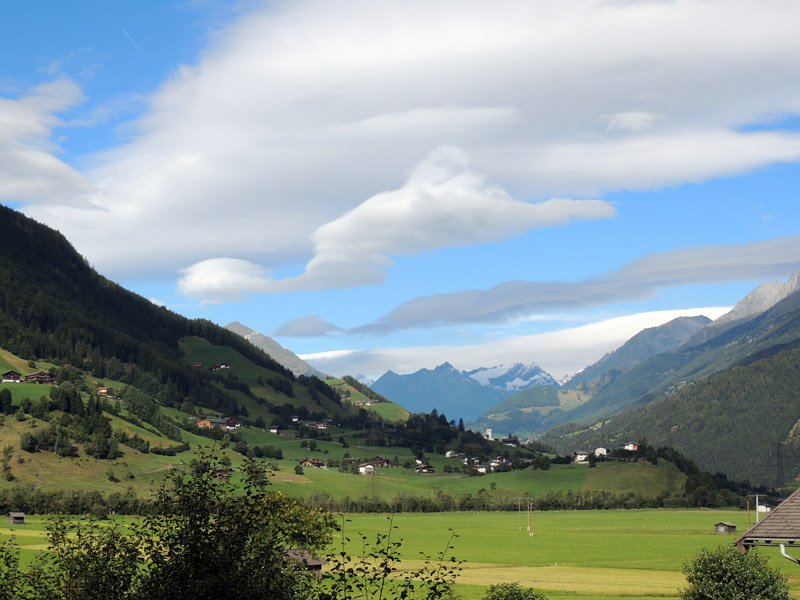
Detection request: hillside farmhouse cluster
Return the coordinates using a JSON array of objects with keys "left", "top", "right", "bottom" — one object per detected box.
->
[
  {"left": 195, "top": 416, "right": 241, "bottom": 432},
  {"left": 572, "top": 442, "right": 640, "bottom": 464},
  {"left": 1, "top": 370, "right": 54, "bottom": 384}
]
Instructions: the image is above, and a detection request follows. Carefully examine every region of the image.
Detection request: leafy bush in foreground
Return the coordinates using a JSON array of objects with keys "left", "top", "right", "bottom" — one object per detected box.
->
[{"left": 681, "top": 545, "right": 789, "bottom": 600}]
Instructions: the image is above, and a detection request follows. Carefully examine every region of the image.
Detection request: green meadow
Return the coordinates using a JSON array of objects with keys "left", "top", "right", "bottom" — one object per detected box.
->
[
  {"left": 4, "top": 510, "right": 799, "bottom": 599},
  {"left": 333, "top": 510, "right": 800, "bottom": 599}
]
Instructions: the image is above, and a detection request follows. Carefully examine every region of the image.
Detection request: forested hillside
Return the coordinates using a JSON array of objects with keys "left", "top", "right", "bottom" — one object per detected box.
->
[
  {"left": 0, "top": 204, "right": 301, "bottom": 418},
  {"left": 542, "top": 344, "right": 800, "bottom": 487}
]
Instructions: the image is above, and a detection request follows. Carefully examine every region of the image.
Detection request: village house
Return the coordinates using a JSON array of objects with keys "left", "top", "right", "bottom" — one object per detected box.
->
[
  {"left": 594, "top": 447, "right": 608, "bottom": 458},
  {"left": 500, "top": 436, "right": 520, "bottom": 447},
  {"left": 96, "top": 386, "right": 109, "bottom": 397},
  {"left": 269, "top": 426, "right": 280, "bottom": 434},
  {"left": 414, "top": 464, "right": 436, "bottom": 474},
  {"left": 1, "top": 371, "right": 21, "bottom": 383},
  {"left": 358, "top": 463, "right": 375, "bottom": 475},
  {"left": 300, "top": 458, "right": 326, "bottom": 469},
  {"left": 370, "top": 456, "right": 391, "bottom": 468},
  {"left": 622, "top": 442, "right": 639, "bottom": 452},
  {"left": 573, "top": 451, "right": 589, "bottom": 464},
  {"left": 444, "top": 450, "right": 460, "bottom": 458}
]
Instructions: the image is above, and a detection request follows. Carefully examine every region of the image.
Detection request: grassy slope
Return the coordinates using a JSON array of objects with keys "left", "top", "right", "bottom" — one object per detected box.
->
[
  {"left": 0, "top": 345, "right": 693, "bottom": 503},
  {"left": 325, "top": 377, "right": 410, "bottom": 422},
  {"left": 179, "top": 336, "right": 349, "bottom": 417}
]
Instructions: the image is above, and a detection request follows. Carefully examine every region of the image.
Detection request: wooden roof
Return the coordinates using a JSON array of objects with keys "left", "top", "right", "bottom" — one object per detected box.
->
[{"left": 735, "top": 487, "right": 800, "bottom": 550}]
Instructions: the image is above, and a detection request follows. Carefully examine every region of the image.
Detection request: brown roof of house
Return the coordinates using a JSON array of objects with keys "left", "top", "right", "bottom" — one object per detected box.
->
[{"left": 735, "top": 487, "right": 800, "bottom": 550}]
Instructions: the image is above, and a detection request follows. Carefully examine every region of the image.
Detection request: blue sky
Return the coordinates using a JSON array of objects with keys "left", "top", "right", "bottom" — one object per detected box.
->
[{"left": 3, "top": 1, "right": 800, "bottom": 379}]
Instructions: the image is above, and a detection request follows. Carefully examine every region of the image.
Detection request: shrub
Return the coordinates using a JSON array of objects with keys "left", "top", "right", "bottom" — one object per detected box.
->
[
  {"left": 483, "top": 582, "right": 548, "bottom": 599},
  {"left": 681, "top": 545, "right": 789, "bottom": 600}
]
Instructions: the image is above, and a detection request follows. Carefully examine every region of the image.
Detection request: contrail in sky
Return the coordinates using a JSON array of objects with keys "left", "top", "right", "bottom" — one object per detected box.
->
[{"left": 122, "top": 27, "right": 145, "bottom": 56}]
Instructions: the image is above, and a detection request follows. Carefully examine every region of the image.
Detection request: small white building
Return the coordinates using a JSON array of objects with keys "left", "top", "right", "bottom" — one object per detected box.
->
[
  {"left": 269, "top": 426, "right": 279, "bottom": 434},
  {"left": 358, "top": 464, "right": 374, "bottom": 475},
  {"left": 573, "top": 451, "right": 589, "bottom": 464},
  {"left": 622, "top": 442, "right": 639, "bottom": 452},
  {"left": 594, "top": 447, "right": 607, "bottom": 458}
]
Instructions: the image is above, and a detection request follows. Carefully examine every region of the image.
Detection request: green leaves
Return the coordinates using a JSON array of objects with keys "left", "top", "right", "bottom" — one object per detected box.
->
[{"left": 681, "top": 545, "right": 789, "bottom": 600}]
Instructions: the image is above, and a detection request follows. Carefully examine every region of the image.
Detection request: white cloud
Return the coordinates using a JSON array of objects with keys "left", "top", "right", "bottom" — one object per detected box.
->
[
  {"left": 601, "top": 111, "right": 662, "bottom": 132},
  {"left": 10, "top": 0, "right": 800, "bottom": 281},
  {"left": 176, "top": 146, "right": 614, "bottom": 299},
  {"left": 0, "top": 80, "right": 89, "bottom": 204},
  {"left": 301, "top": 307, "right": 732, "bottom": 379}
]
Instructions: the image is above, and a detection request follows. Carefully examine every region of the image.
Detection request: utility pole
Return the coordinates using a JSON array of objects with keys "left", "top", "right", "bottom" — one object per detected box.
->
[{"left": 756, "top": 493, "right": 760, "bottom": 524}]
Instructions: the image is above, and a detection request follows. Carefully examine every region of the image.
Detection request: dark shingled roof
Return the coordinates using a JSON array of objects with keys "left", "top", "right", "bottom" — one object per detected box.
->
[{"left": 735, "top": 487, "right": 800, "bottom": 551}]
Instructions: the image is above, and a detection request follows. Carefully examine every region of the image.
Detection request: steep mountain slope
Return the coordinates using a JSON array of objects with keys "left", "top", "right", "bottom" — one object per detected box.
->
[
  {"left": 715, "top": 271, "right": 800, "bottom": 326},
  {"left": 542, "top": 344, "right": 800, "bottom": 487},
  {"left": 0, "top": 204, "right": 335, "bottom": 420},
  {"left": 226, "top": 321, "right": 326, "bottom": 378},
  {"left": 564, "top": 316, "right": 711, "bottom": 390},
  {"left": 542, "top": 283, "right": 800, "bottom": 430}
]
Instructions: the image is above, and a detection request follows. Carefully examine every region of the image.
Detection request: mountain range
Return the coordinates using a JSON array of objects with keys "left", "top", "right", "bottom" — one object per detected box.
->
[
  {"left": 372, "top": 362, "right": 558, "bottom": 422},
  {"left": 538, "top": 271, "right": 800, "bottom": 486}
]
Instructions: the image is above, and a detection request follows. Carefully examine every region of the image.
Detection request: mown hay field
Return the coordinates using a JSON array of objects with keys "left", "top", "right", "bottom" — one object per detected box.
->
[{"left": 333, "top": 509, "right": 800, "bottom": 599}]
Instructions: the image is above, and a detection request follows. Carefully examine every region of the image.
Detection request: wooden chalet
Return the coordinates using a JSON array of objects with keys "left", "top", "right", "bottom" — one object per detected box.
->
[
  {"left": 7, "top": 512, "right": 25, "bottom": 525},
  {"left": 24, "top": 371, "right": 54, "bottom": 384},
  {"left": 1, "top": 371, "right": 21, "bottom": 383},
  {"left": 300, "top": 458, "right": 326, "bottom": 469},
  {"left": 735, "top": 487, "right": 800, "bottom": 560}
]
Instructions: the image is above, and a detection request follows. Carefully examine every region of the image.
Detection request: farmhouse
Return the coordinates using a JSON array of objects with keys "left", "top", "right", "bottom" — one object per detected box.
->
[
  {"left": 735, "top": 486, "right": 800, "bottom": 562},
  {"left": 415, "top": 464, "right": 436, "bottom": 474},
  {"left": 300, "top": 458, "right": 326, "bottom": 469},
  {"left": 7, "top": 512, "right": 25, "bottom": 525},
  {"left": 358, "top": 463, "right": 374, "bottom": 475},
  {"left": 1, "top": 371, "right": 21, "bottom": 383},
  {"left": 97, "top": 386, "right": 109, "bottom": 397},
  {"left": 269, "top": 426, "right": 280, "bottom": 434},
  {"left": 573, "top": 451, "right": 589, "bottom": 464},
  {"left": 715, "top": 522, "right": 737, "bottom": 534},
  {"left": 594, "top": 447, "right": 608, "bottom": 458},
  {"left": 622, "top": 442, "right": 639, "bottom": 452},
  {"left": 24, "top": 371, "right": 53, "bottom": 384}
]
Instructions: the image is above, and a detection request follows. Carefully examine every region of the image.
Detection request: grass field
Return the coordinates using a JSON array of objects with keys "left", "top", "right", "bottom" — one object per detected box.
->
[
  {"left": 4, "top": 510, "right": 798, "bottom": 599},
  {"left": 333, "top": 510, "right": 800, "bottom": 599}
]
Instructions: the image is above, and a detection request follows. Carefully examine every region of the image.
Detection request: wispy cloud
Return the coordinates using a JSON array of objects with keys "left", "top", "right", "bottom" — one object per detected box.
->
[
  {"left": 277, "top": 237, "right": 800, "bottom": 335},
  {"left": 300, "top": 307, "right": 732, "bottom": 378},
  {"left": 0, "top": 80, "right": 90, "bottom": 204}
]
